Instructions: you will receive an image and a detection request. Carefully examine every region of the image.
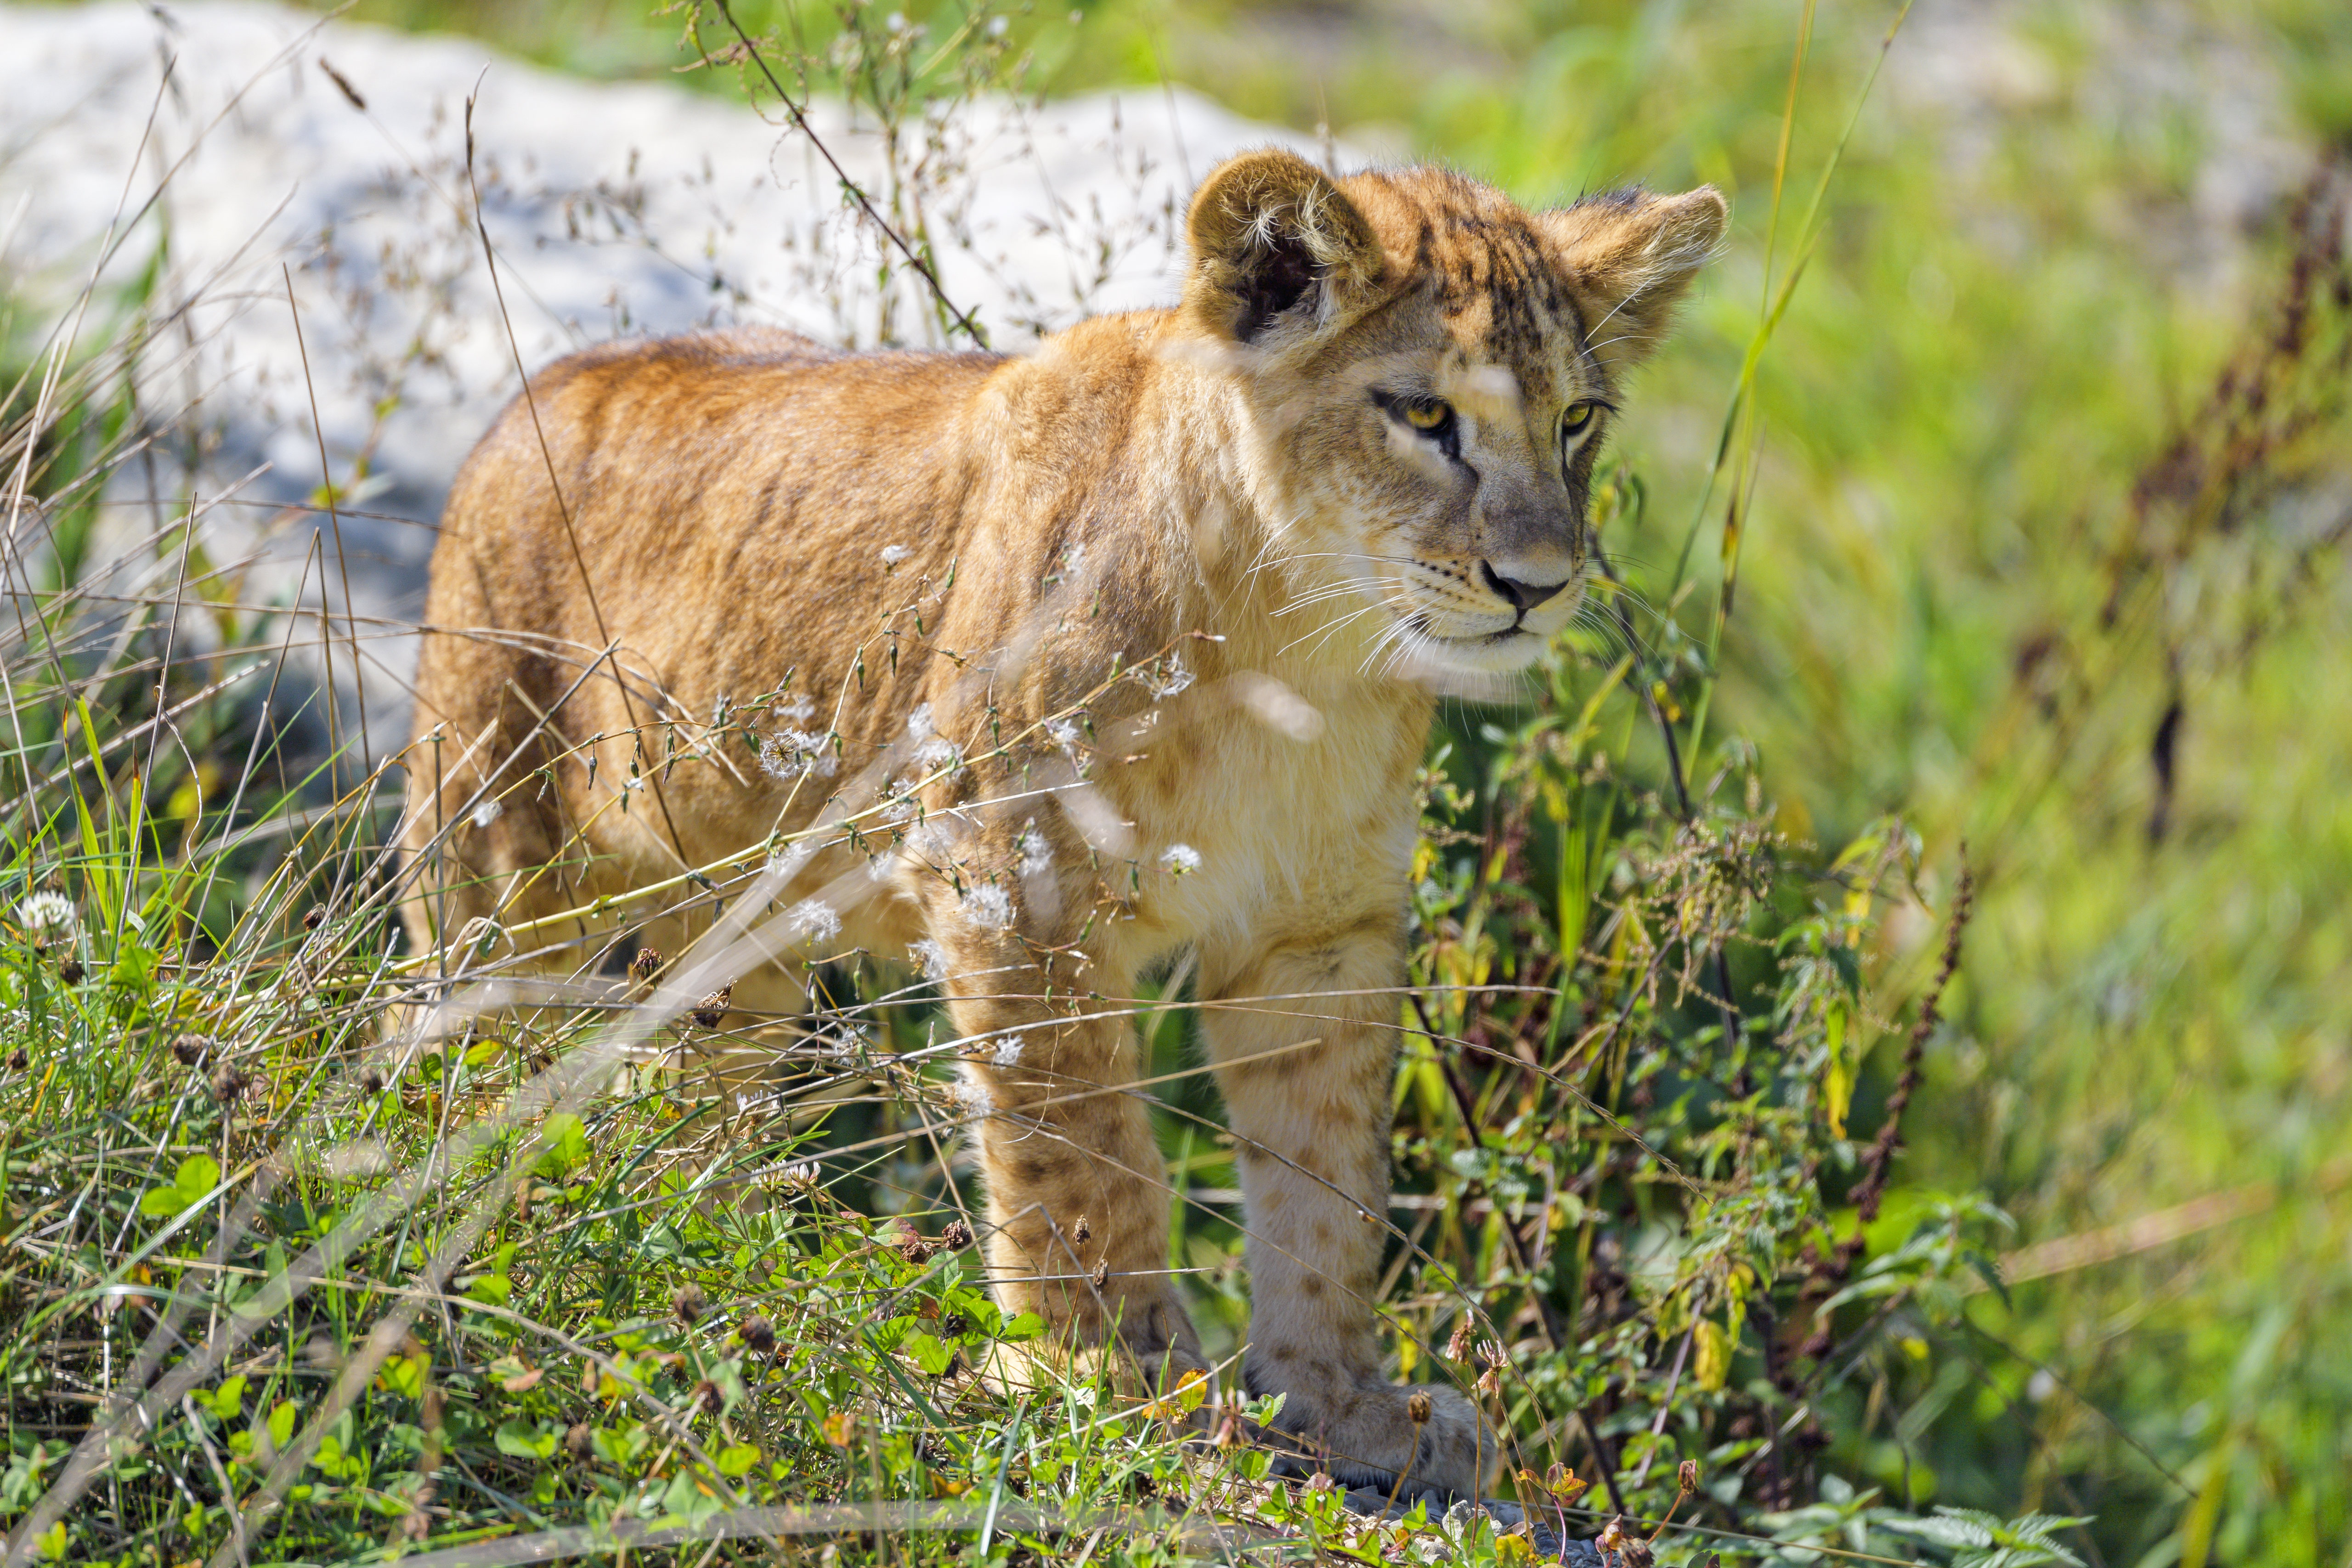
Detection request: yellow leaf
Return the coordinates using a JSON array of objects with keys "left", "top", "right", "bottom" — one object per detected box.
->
[
  {"left": 1823, "top": 1005, "right": 1852, "bottom": 1139},
  {"left": 1693, "top": 1319, "right": 1732, "bottom": 1393}
]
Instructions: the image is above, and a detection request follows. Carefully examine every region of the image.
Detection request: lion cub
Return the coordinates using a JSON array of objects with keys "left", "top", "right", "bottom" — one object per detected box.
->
[{"left": 401, "top": 150, "right": 1722, "bottom": 1498}]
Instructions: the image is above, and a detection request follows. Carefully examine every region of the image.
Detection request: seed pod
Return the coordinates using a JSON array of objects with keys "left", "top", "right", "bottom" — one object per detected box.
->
[
  {"left": 1679, "top": 1458, "right": 1700, "bottom": 1494},
  {"left": 1406, "top": 1391, "right": 1432, "bottom": 1425},
  {"left": 4, "top": 1048, "right": 25, "bottom": 1072},
  {"left": 565, "top": 1422, "right": 593, "bottom": 1460},
  {"left": 689, "top": 983, "right": 733, "bottom": 1028},
  {"left": 893, "top": 1221, "right": 936, "bottom": 1266},
  {"left": 672, "top": 1284, "right": 707, "bottom": 1324},
  {"left": 1089, "top": 1259, "right": 1110, "bottom": 1292},
  {"left": 940, "top": 1218, "right": 974, "bottom": 1251},
  {"left": 627, "top": 946, "right": 662, "bottom": 986},
  {"left": 172, "top": 1034, "right": 211, "bottom": 1066},
  {"left": 1446, "top": 1317, "right": 1475, "bottom": 1361},
  {"left": 210, "top": 1066, "right": 249, "bottom": 1103},
  {"left": 739, "top": 1315, "right": 776, "bottom": 1355},
  {"left": 57, "top": 958, "right": 84, "bottom": 985},
  {"left": 1071, "top": 1215, "right": 1091, "bottom": 1245},
  {"left": 303, "top": 906, "right": 327, "bottom": 931}
]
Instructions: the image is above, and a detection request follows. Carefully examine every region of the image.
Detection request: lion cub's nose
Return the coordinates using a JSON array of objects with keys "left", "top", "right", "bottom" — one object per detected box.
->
[{"left": 1479, "top": 560, "right": 1572, "bottom": 613}]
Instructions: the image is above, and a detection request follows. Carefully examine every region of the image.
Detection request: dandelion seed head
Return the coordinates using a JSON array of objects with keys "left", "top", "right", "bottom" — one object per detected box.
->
[
  {"left": 990, "top": 1035, "right": 1024, "bottom": 1068},
  {"left": 1160, "top": 843, "right": 1202, "bottom": 876},
  {"left": 1018, "top": 819, "right": 1054, "bottom": 879},
  {"left": 959, "top": 881, "right": 1016, "bottom": 932},
  {"left": 910, "top": 938, "right": 951, "bottom": 983},
  {"left": 788, "top": 899, "right": 842, "bottom": 944},
  {"left": 470, "top": 798, "right": 503, "bottom": 831},
  {"left": 906, "top": 703, "right": 935, "bottom": 742},
  {"left": 759, "top": 729, "right": 837, "bottom": 781},
  {"left": 879, "top": 543, "right": 912, "bottom": 566},
  {"left": 1146, "top": 650, "right": 1194, "bottom": 699},
  {"left": 952, "top": 1076, "right": 994, "bottom": 1118},
  {"left": 780, "top": 695, "right": 816, "bottom": 725},
  {"left": 914, "top": 735, "right": 961, "bottom": 772}
]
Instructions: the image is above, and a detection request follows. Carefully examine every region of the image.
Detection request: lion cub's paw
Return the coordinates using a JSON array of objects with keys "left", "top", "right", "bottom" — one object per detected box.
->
[{"left": 1267, "top": 1381, "right": 1496, "bottom": 1502}]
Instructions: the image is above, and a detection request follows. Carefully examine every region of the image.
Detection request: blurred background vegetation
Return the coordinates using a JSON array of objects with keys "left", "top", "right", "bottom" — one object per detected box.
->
[{"left": 7, "top": 0, "right": 2350, "bottom": 1560}]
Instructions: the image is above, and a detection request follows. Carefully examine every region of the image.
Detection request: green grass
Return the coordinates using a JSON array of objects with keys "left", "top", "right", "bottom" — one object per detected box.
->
[{"left": 7, "top": 0, "right": 2352, "bottom": 1562}]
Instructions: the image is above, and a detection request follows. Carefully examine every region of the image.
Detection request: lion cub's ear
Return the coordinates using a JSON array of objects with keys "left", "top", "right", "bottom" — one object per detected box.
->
[
  {"left": 1183, "top": 149, "right": 1385, "bottom": 346},
  {"left": 1540, "top": 187, "right": 1728, "bottom": 369}
]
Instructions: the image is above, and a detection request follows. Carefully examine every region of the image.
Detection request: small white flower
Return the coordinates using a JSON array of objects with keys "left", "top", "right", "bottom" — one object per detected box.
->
[
  {"left": 1160, "top": 843, "right": 1202, "bottom": 876},
  {"left": 906, "top": 703, "right": 935, "bottom": 742},
  {"left": 1018, "top": 819, "right": 1054, "bottom": 879},
  {"left": 879, "top": 543, "right": 912, "bottom": 566},
  {"left": 910, "top": 939, "right": 951, "bottom": 983},
  {"left": 15, "top": 892, "right": 75, "bottom": 943},
  {"left": 470, "top": 798, "right": 503, "bottom": 831},
  {"left": 959, "top": 881, "right": 1016, "bottom": 932},
  {"left": 990, "top": 1034, "right": 1024, "bottom": 1068},
  {"left": 788, "top": 899, "right": 842, "bottom": 944},
  {"left": 780, "top": 1160, "right": 821, "bottom": 1189},
  {"left": 987, "top": 14, "right": 1009, "bottom": 36},
  {"left": 1145, "top": 650, "right": 1194, "bottom": 699}
]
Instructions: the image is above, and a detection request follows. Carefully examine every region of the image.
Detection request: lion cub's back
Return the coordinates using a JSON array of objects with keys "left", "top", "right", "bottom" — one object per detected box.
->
[{"left": 418, "top": 327, "right": 1007, "bottom": 714}]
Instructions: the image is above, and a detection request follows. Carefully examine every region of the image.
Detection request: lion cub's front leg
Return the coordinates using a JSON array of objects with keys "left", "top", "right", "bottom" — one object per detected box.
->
[
  {"left": 1201, "top": 924, "right": 1499, "bottom": 1500},
  {"left": 924, "top": 885, "right": 1208, "bottom": 1390}
]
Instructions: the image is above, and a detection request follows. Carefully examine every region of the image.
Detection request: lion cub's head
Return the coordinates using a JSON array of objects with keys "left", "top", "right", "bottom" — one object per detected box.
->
[{"left": 1180, "top": 151, "right": 1725, "bottom": 686}]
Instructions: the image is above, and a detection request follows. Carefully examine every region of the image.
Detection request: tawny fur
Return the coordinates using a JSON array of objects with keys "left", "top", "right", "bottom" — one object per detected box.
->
[{"left": 400, "top": 152, "right": 1723, "bottom": 1498}]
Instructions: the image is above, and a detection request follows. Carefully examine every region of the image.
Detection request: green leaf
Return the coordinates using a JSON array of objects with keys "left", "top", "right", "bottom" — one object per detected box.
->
[
  {"left": 495, "top": 1419, "right": 558, "bottom": 1460},
  {"left": 536, "top": 1113, "right": 589, "bottom": 1178},
  {"left": 904, "top": 1331, "right": 955, "bottom": 1376},
  {"left": 714, "top": 1443, "right": 760, "bottom": 1477},
  {"left": 266, "top": 1401, "right": 298, "bottom": 1449},
  {"left": 1000, "top": 1312, "right": 1047, "bottom": 1343}
]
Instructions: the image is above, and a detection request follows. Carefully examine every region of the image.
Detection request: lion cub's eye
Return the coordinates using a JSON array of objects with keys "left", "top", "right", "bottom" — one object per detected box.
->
[
  {"left": 1400, "top": 398, "right": 1454, "bottom": 435},
  {"left": 1560, "top": 401, "right": 1599, "bottom": 438}
]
